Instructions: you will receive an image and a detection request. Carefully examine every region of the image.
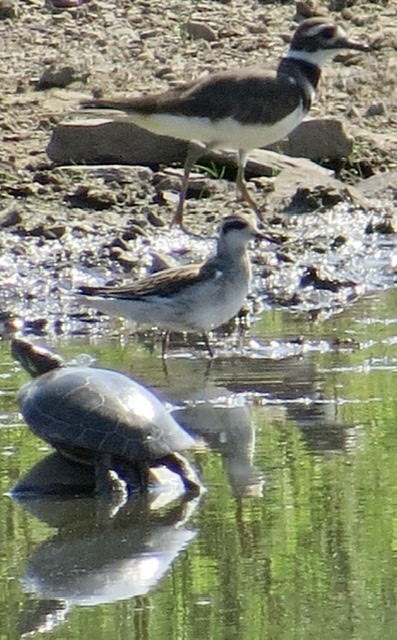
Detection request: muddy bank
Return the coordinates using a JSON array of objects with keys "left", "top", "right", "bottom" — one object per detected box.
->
[{"left": 0, "top": 0, "right": 396, "bottom": 341}]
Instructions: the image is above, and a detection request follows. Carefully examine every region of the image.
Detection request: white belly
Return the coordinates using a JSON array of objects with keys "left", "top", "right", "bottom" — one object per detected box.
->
[
  {"left": 131, "top": 104, "right": 305, "bottom": 150},
  {"left": 79, "top": 271, "right": 250, "bottom": 333}
]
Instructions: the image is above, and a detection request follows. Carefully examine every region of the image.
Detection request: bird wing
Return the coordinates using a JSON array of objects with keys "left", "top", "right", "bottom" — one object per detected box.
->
[
  {"left": 78, "top": 262, "right": 214, "bottom": 300},
  {"left": 81, "top": 68, "right": 303, "bottom": 125}
]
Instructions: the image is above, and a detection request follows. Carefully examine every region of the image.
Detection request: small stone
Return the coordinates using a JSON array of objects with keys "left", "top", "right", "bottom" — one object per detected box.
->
[
  {"left": 153, "top": 173, "right": 182, "bottom": 192},
  {"left": 122, "top": 225, "right": 148, "bottom": 241},
  {"left": 154, "top": 65, "right": 174, "bottom": 79},
  {"left": 26, "top": 318, "right": 48, "bottom": 334},
  {"left": 365, "top": 102, "right": 387, "bottom": 117},
  {"left": 49, "top": 0, "right": 87, "bottom": 7},
  {"left": 365, "top": 217, "right": 395, "bottom": 235},
  {"left": 341, "top": 8, "right": 354, "bottom": 20},
  {"left": 295, "top": 1, "right": 318, "bottom": 18},
  {"left": 186, "top": 21, "right": 217, "bottom": 42},
  {"left": 286, "top": 185, "right": 345, "bottom": 214},
  {"left": 66, "top": 185, "right": 118, "bottom": 209},
  {"left": 0, "top": 206, "right": 22, "bottom": 228},
  {"left": 150, "top": 252, "right": 177, "bottom": 273},
  {"left": 36, "top": 65, "right": 79, "bottom": 90},
  {"left": 108, "top": 237, "right": 130, "bottom": 252},
  {"left": 108, "top": 248, "right": 139, "bottom": 270},
  {"left": 330, "top": 235, "right": 347, "bottom": 249},
  {"left": 147, "top": 210, "right": 166, "bottom": 228},
  {"left": 44, "top": 224, "right": 66, "bottom": 239},
  {"left": 300, "top": 266, "right": 356, "bottom": 292},
  {"left": 328, "top": 0, "right": 356, "bottom": 10},
  {"left": 0, "top": 0, "right": 16, "bottom": 19}
]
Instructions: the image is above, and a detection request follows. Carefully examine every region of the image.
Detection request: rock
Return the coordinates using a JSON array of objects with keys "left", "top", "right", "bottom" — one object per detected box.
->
[
  {"left": 265, "top": 162, "right": 368, "bottom": 214},
  {"left": 355, "top": 170, "right": 397, "bottom": 198},
  {"left": 65, "top": 184, "right": 118, "bottom": 209},
  {"left": 0, "top": 206, "right": 22, "bottom": 227},
  {"left": 285, "top": 185, "right": 346, "bottom": 213},
  {"left": 295, "top": 1, "right": 324, "bottom": 19},
  {"left": 47, "top": 0, "right": 87, "bottom": 7},
  {"left": 300, "top": 266, "right": 357, "bottom": 292},
  {"left": 365, "top": 217, "right": 396, "bottom": 235},
  {"left": 147, "top": 210, "right": 166, "bottom": 227},
  {"left": 270, "top": 117, "right": 354, "bottom": 160},
  {"left": 54, "top": 164, "right": 154, "bottom": 186},
  {"left": 0, "top": 311, "right": 23, "bottom": 337},
  {"left": 149, "top": 251, "right": 178, "bottom": 273},
  {"left": 108, "top": 247, "right": 140, "bottom": 270},
  {"left": 365, "top": 102, "right": 387, "bottom": 117},
  {"left": 186, "top": 20, "right": 218, "bottom": 41},
  {"left": 121, "top": 224, "right": 148, "bottom": 241},
  {"left": 37, "top": 65, "right": 79, "bottom": 90},
  {"left": 209, "top": 147, "right": 333, "bottom": 179},
  {"left": 0, "top": 0, "right": 16, "bottom": 19},
  {"left": 47, "top": 118, "right": 187, "bottom": 165}
]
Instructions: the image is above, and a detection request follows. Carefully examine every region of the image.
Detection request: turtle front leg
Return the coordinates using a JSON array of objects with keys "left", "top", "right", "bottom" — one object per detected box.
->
[
  {"left": 162, "top": 452, "right": 203, "bottom": 496},
  {"left": 95, "top": 455, "right": 128, "bottom": 497},
  {"left": 113, "top": 458, "right": 150, "bottom": 494}
]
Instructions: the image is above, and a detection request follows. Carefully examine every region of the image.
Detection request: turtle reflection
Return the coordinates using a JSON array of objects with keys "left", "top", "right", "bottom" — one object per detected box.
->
[{"left": 14, "top": 480, "right": 199, "bottom": 636}]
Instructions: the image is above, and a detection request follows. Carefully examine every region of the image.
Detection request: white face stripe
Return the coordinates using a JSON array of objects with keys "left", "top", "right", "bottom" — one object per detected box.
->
[
  {"left": 304, "top": 23, "right": 334, "bottom": 37},
  {"left": 304, "top": 23, "right": 347, "bottom": 39},
  {"left": 288, "top": 48, "right": 340, "bottom": 66}
]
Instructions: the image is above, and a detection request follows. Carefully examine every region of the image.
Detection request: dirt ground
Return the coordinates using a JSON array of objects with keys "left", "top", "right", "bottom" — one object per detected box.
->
[{"left": 0, "top": 0, "right": 396, "bottom": 337}]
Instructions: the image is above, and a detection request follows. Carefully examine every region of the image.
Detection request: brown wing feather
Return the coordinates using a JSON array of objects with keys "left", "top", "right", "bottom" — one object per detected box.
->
[
  {"left": 81, "top": 67, "right": 303, "bottom": 125},
  {"left": 79, "top": 261, "right": 220, "bottom": 300}
]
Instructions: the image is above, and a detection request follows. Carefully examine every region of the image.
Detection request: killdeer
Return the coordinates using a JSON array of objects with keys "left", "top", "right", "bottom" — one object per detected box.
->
[
  {"left": 78, "top": 214, "right": 265, "bottom": 357},
  {"left": 81, "top": 17, "right": 368, "bottom": 228}
]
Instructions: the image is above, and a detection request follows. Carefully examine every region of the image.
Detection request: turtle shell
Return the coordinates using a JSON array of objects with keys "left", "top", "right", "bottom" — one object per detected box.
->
[{"left": 18, "top": 366, "right": 194, "bottom": 463}]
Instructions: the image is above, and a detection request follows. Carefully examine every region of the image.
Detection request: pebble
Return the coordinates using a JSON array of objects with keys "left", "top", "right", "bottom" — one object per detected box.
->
[
  {"left": 36, "top": 65, "right": 78, "bottom": 90},
  {"left": 0, "top": 206, "right": 22, "bottom": 228},
  {"left": 0, "top": 0, "right": 16, "bottom": 19},
  {"left": 186, "top": 21, "right": 218, "bottom": 42},
  {"left": 365, "top": 102, "right": 387, "bottom": 117}
]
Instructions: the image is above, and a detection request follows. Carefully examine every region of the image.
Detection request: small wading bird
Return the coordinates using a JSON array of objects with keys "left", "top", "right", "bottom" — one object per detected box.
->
[
  {"left": 78, "top": 214, "right": 267, "bottom": 358},
  {"left": 81, "top": 17, "right": 368, "bottom": 229}
]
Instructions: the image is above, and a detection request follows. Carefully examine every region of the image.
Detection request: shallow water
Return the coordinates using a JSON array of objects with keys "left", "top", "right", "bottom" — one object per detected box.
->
[{"left": 1, "top": 288, "right": 397, "bottom": 639}]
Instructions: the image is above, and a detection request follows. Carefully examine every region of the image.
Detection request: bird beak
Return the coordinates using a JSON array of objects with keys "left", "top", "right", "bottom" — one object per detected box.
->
[
  {"left": 254, "top": 229, "right": 282, "bottom": 245},
  {"left": 337, "top": 36, "right": 370, "bottom": 52}
]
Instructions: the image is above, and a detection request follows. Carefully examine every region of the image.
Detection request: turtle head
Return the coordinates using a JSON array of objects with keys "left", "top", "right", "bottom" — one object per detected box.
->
[{"left": 11, "top": 339, "right": 64, "bottom": 378}]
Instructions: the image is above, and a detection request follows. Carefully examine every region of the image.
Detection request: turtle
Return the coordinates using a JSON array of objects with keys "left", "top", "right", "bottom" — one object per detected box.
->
[{"left": 11, "top": 338, "right": 202, "bottom": 496}]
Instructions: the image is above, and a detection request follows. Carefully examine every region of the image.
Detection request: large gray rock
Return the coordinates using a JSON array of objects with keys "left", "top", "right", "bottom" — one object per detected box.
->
[
  {"left": 47, "top": 117, "right": 187, "bottom": 165},
  {"left": 210, "top": 147, "right": 333, "bottom": 178},
  {"left": 265, "top": 163, "right": 368, "bottom": 213},
  {"left": 270, "top": 117, "right": 354, "bottom": 160},
  {"left": 48, "top": 115, "right": 342, "bottom": 183}
]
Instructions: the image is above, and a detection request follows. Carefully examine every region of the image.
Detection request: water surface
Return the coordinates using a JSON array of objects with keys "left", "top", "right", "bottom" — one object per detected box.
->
[{"left": 1, "top": 289, "right": 397, "bottom": 640}]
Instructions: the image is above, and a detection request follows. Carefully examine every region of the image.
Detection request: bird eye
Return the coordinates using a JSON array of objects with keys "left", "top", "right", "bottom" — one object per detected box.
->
[
  {"left": 321, "top": 26, "right": 336, "bottom": 39},
  {"left": 223, "top": 219, "right": 248, "bottom": 232}
]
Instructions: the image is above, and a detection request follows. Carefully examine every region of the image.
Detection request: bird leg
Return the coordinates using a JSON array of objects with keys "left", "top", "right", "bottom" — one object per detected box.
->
[
  {"left": 236, "top": 149, "right": 264, "bottom": 222},
  {"left": 170, "top": 141, "right": 216, "bottom": 229},
  {"left": 161, "top": 331, "right": 170, "bottom": 359},
  {"left": 202, "top": 332, "right": 214, "bottom": 358}
]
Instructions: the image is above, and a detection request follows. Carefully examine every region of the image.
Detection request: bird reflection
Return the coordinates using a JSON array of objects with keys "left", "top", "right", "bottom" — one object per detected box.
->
[
  {"left": 168, "top": 386, "right": 264, "bottom": 498},
  {"left": 203, "top": 354, "right": 356, "bottom": 455}
]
